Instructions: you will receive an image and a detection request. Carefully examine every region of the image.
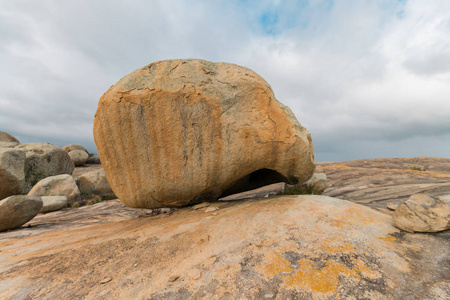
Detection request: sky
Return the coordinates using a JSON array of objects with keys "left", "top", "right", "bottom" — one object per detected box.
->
[{"left": 1, "top": 0, "right": 449, "bottom": 162}]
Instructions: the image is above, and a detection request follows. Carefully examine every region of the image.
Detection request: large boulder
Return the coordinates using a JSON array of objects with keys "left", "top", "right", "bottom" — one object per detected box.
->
[
  {"left": 94, "top": 59, "right": 316, "bottom": 208},
  {"left": 393, "top": 194, "right": 450, "bottom": 233},
  {"left": 76, "top": 169, "right": 113, "bottom": 195},
  {"left": 15, "top": 143, "right": 75, "bottom": 193},
  {"left": 28, "top": 174, "right": 80, "bottom": 204},
  {"left": 0, "top": 147, "right": 26, "bottom": 200},
  {"left": 68, "top": 150, "right": 89, "bottom": 166},
  {"left": 0, "top": 195, "right": 42, "bottom": 232},
  {"left": 0, "top": 131, "right": 19, "bottom": 143}
]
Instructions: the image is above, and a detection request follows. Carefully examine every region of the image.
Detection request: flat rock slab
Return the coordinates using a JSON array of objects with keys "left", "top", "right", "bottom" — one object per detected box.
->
[
  {"left": 317, "top": 157, "right": 450, "bottom": 211},
  {"left": 0, "top": 196, "right": 448, "bottom": 299}
]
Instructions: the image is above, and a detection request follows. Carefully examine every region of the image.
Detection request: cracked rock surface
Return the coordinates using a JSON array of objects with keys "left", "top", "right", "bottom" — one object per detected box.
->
[{"left": 93, "top": 59, "right": 315, "bottom": 208}]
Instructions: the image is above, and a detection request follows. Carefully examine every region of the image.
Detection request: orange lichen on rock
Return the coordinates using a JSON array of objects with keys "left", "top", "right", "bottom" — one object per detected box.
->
[
  {"left": 284, "top": 259, "right": 355, "bottom": 294},
  {"left": 260, "top": 251, "right": 293, "bottom": 277}
]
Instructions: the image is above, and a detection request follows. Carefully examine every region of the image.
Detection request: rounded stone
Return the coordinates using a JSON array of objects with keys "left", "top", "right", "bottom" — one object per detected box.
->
[
  {"left": 0, "top": 195, "right": 43, "bottom": 232},
  {"left": 69, "top": 150, "right": 89, "bottom": 166},
  {"left": 94, "top": 59, "right": 316, "bottom": 208}
]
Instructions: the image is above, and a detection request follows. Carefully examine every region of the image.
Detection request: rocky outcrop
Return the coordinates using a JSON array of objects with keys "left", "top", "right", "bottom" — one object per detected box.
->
[
  {"left": 94, "top": 59, "right": 315, "bottom": 208},
  {"left": 76, "top": 169, "right": 113, "bottom": 195},
  {"left": 0, "top": 195, "right": 42, "bottom": 232},
  {"left": 316, "top": 157, "right": 450, "bottom": 211},
  {"left": 0, "top": 147, "right": 26, "bottom": 200},
  {"left": 40, "top": 196, "right": 68, "bottom": 213},
  {"left": 0, "top": 131, "right": 19, "bottom": 143},
  {"left": 28, "top": 174, "right": 80, "bottom": 204},
  {"left": 68, "top": 150, "right": 89, "bottom": 166},
  {"left": 0, "top": 195, "right": 448, "bottom": 299},
  {"left": 15, "top": 143, "right": 75, "bottom": 193},
  {"left": 393, "top": 194, "right": 450, "bottom": 233}
]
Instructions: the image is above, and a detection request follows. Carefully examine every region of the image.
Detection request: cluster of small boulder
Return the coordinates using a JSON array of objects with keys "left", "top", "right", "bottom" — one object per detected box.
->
[{"left": 0, "top": 131, "right": 113, "bottom": 232}]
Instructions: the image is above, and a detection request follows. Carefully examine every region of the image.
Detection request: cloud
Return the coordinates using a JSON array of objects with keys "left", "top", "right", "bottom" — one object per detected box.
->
[{"left": 0, "top": 0, "right": 449, "bottom": 161}]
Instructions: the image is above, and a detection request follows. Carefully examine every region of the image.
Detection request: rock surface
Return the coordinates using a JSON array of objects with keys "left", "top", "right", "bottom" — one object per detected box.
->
[
  {"left": 68, "top": 150, "right": 89, "bottom": 166},
  {"left": 40, "top": 196, "right": 68, "bottom": 213},
  {"left": 0, "top": 131, "right": 19, "bottom": 143},
  {"left": 76, "top": 169, "right": 113, "bottom": 195},
  {"left": 27, "top": 174, "right": 80, "bottom": 204},
  {"left": 0, "top": 195, "right": 448, "bottom": 299},
  {"left": 15, "top": 143, "right": 75, "bottom": 193},
  {"left": 317, "top": 157, "right": 450, "bottom": 212},
  {"left": 94, "top": 59, "right": 315, "bottom": 208},
  {"left": 0, "top": 195, "right": 42, "bottom": 232},
  {"left": 393, "top": 194, "right": 450, "bottom": 233},
  {"left": 0, "top": 147, "right": 25, "bottom": 200}
]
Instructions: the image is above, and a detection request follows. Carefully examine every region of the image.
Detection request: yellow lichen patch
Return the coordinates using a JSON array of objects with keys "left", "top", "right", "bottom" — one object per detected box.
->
[
  {"left": 259, "top": 251, "right": 292, "bottom": 277},
  {"left": 318, "top": 238, "right": 356, "bottom": 255},
  {"left": 284, "top": 259, "right": 356, "bottom": 294},
  {"left": 329, "top": 219, "right": 346, "bottom": 228},
  {"left": 378, "top": 235, "right": 396, "bottom": 243}
]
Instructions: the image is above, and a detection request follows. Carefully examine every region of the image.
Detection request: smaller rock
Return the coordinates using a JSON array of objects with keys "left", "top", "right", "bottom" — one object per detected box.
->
[
  {"left": 138, "top": 209, "right": 153, "bottom": 217},
  {"left": 393, "top": 194, "right": 450, "bottom": 233},
  {"left": 160, "top": 208, "right": 171, "bottom": 214},
  {"left": 0, "top": 195, "right": 43, "bottom": 232},
  {"left": 0, "top": 131, "right": 19, "bottom": 143},
  {"left": 76, "top": 169, "right": 112, "bottom": 195},
  {"left": 192, "top": 202, "right": 210, "bottom": 210},
  {"left": 99, "top": 277, "right": 112, "bottom": 284},
  {"left": 40, "top": 196, "right": 68, "bottom": 213},
  {"left": 168, "top": 275, "right": 180, "bottom": 282},
  {"left": 69, "top": 150, "right": 89, "bottom": 166},
  {"left": 17, "top": 143, "right": 75, "bottom": 193},
  {"left": 62, "top": 144, "right": 89, "bottom": 154},
  {"left": 264, "top": 294, "right": 274, "bottom": 299},
  {"left": 205, "top": 206, "right": 219, "bottom": 213},
  {"left": 28, "top": 174, "right": 80, "bottom": 204},
  {"left": 387, "top": 203, "right": 399, "bottom": 211}
]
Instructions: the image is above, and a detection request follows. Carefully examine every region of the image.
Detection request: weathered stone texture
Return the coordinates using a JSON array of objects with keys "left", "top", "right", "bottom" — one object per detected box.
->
[
  {"left": 94, "top": 59, "right": 315, "bottom": 208},
  {"left": 0, "top": 195, "right": 42, "bottom": 232},
  {"left": 0, "top": 147, "right": 26, "bottom": 200},
  {"left": 28, "top": 174, "right": 80, "bottom": 204},
  {"left": 15, "top": 143, "right": 74, "bottom": 193}
]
